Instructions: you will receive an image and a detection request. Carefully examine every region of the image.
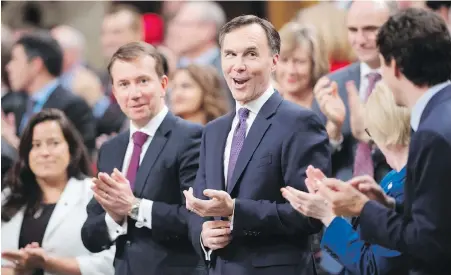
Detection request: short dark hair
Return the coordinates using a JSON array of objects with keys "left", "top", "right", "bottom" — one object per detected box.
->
[
  {"left": 377, "top": 8, "right": 451, "bottom": 87},
  {"left": 15, "top": 31, "right": 63, "bottom": 77},
  {"left": 107, "top": 41, "right": 165, "bottom": 82},
  {"left": 1, "top": 109, "right": 92, "bottom": 222},
  {"left": 219, "top": 15, "right": 280, "bottom": 55},
  {"left": 426, "top": 1, "right": 451, "bottom": 11}
]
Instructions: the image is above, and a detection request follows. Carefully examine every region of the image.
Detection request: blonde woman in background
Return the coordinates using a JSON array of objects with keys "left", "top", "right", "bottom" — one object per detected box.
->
[
  {"left": 169, "top": 64, "right": 229, "bottom": 125},
  {"left": 275, "top": 22, "right": 329, "bottom": 109},
  {"left": 282, "top": 81, "right": 410, "bottom": 275},
  {"left": 296, "top": 2, "right": 356, "bottom": 72}
]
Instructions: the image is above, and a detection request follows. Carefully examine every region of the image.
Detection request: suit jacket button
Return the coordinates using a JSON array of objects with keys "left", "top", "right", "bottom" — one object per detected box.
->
[{"left": 126, "top": 241, "right": 131, "bottom": 246}]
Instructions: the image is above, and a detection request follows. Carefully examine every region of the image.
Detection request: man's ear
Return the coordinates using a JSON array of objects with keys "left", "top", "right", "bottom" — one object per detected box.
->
[
  {"left": 271, "top": 54, "right": 279, "bottom": 73},
  {"left": 160, "top": 75, "right": 168, "bottom": 98}
]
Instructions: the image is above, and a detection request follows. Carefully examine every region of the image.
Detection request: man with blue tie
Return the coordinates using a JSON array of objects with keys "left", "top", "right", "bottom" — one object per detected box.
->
[{"left": 184, "top": 15, "right": 331, "bottom": 275}]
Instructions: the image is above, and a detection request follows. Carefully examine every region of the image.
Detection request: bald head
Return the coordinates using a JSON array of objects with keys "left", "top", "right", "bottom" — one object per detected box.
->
[
  {"left": 51, "top": 25, "right": 85, "bottom": 52},
  {"left": 51, "top": 25, "right": 85, "bottom": 72},
  {"left": 347, "top": 0, "right": 398, "bottom": 68}
]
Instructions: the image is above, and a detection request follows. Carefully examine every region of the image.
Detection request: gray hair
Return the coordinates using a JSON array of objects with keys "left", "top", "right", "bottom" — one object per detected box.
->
[
  {"left": 350, "top": 0, "right": 399, "bottom": 15},
  {"left": 184, "top": 1, "right": 226, "bottom": 35},
  {"left": 51, "top": 25, "right": 86, "bottom": 53}
]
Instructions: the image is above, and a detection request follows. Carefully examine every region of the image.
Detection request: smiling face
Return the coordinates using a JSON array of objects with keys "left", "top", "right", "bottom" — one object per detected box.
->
[
  {"left": 28, "top": 120, "right": 70, "bottom": 181},
  {"left": 169, "top": 70, "right": 203, "bottom": 117},
  {"left": 276, "top": 45, "right": 313, "bottom": 95},
  {"left": 221, "top": 23, "right": 278, "bottom": 105},
  {"left": 110, "top": 55, "right": 168, "bottom": 127}
]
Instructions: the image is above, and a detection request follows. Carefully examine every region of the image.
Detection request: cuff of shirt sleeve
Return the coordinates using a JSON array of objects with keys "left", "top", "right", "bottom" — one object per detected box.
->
[
  {"left": 136, "top": 199, "right": 153, "bottom": 229},
  {"left": 105, "top": 213, "right": 127, "bottom": 241},
  {"left": 329, "top": 134, "right": 344, "bottom": 152},
  {"left": 200, "top": 235, "right": 212, "bottom": 261}
]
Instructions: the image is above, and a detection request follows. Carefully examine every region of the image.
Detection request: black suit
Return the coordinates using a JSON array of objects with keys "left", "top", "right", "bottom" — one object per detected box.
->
[
  {"left": 189, "top": 92, "right": 331, "bottom": 275},
  {"left": 359, "top": 84, "right": 451, "bottom": 275},
  {"left": 3, "top": 86, "right": 96, "bottom": 153},
  {"left": 81, "top": 112, "right": 205, "bottom": 275}
]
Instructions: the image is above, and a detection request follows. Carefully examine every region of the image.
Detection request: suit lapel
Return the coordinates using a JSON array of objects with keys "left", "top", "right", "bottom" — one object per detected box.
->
[
  {"left": 43, "top": 178, "right": 83, "bottom": 242},
  {"left": 134, "top": 113, "right": 176, "bottom": 196},
  {"left": 227, "top": 93, "right": 283, "bottom": 194},
  {"left": 212, "top": 113, "right": 234, "bottom": 191},
  {"left": 41, "top": 85, "right": 63, "bottom": 109},
  {"left": 108, "top": 132, "right": 129, "bottom": 173}
]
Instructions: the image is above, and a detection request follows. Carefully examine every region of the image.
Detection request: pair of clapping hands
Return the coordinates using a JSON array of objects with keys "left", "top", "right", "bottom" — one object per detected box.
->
[
  {"left": 91, "top": 168, "right": 137, "bottom": 224},
  {"left": 2, "top": 242, "right": 47, "bottom": 275},
  {"left": 281, "top": 165, "right": 396, "bottom": 225}
]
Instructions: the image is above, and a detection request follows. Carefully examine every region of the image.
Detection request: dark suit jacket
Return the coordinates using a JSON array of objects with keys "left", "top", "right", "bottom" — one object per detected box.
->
[
  {"left": 81, "top": 112, "right": 205, "bottom": 275},
  {"left": 311, "top": 63, "right": 390, "bottom": 182},
  {"left": 189, "top": 92, "right": 331, "bottom": 275},
  {"left": 321, "top": 168, "right": 408, "bottom": 275},
  {"left": 5, "top": 86, "right": 96, "bottom": 153},
  {"left": 359, "top": 85, "right": 451, "bottom": 275}
]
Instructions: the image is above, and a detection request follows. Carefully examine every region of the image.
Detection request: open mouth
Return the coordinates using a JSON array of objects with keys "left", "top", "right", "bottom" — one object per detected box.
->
[{"left": 233, "top": 78, "right": 250, "bottom": 86}]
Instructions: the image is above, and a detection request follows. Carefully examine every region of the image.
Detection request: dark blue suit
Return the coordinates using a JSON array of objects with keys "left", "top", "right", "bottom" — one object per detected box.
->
[
  {"left": 189, "top": 92, "right": 331, "bottom": 275},
  {"left": 321, "top": 168, "right": 409, "bottom": 275},
  {"left": 81, "top": 112, "right": 205, "bottom": 275},
  {"left": 359, "top": 84, "right": 451, "bottom": 275}
]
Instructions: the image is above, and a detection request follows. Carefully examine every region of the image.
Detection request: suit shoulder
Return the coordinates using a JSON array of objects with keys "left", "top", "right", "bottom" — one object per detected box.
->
[
  {"left": 327, "top": 62, "right": 360, "bottom": 82},
  {"left": 174, "top": 116, "right": 204, "bottom": 137}
]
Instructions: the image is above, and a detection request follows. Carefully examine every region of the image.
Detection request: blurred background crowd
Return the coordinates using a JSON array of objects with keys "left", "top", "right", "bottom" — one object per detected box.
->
[{"left": 1, "top": 1, "right": 450, "bottom": 275}]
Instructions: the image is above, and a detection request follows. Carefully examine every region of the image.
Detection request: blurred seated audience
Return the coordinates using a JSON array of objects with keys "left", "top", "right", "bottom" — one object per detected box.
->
[
  {"left": 296, "top": 2, "right": 356, "bottom": 72},
  {"left": 275, "top": 22, "right": 329, "bottom": 109},
  {"left": 1, "top": 109, "right": 115, "bottom": 275},
  {"left": 282, "top": 81, "right": 410, "bottom": 275},
  {"left": 4, "top": 31, "right": 96, "bottom": 154},
  {"left": 169, "top": 64, "right": 229, "bottom": 125}
]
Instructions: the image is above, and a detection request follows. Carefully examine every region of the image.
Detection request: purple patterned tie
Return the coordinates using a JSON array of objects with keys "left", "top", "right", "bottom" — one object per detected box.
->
[
  {"left": 227, "top": 108, "right": 250, "bottom": 188},
  {"left": 126, "top": 131, "right": 149, "bottom": 188},
  {"left": 353, "top": 72, "right": 381, "bottom": 177}
]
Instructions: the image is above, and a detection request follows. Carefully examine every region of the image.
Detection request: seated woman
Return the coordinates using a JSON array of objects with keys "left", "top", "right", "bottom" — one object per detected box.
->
[
  {"left": 282, "top": 82, "right": 410, "bottom": 275},
  {"left": 275, "top": 22, "right": 329, "bottom": 109},
  {"left": 1, "top": 109, "right": 115, "bottom": 275},
  {"left": 169, "top": 64, "right": 229, "bottom": 125}
]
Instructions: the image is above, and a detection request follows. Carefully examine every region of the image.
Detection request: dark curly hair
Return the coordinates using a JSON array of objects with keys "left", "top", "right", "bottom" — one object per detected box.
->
[
  {"left": 377, "top": 8, "right": 451, "bottom": 87},
  {"left": 1, "top": 109, "right": 92, "bottom": 222}
]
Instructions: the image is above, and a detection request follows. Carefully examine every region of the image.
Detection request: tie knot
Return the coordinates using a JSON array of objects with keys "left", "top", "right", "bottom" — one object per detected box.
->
[
  {"left": 238, "top": 108, "right": 249, "bottom": 121},
  {"left": 367, "top": 72, "right": 381, "bottom": 84},
  {"left": 132, "top": 131, "right": 149, "bottom": 147}
]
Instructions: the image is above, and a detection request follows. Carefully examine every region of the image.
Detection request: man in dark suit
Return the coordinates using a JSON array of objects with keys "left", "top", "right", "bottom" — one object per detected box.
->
[
  {"left": 4, "top": 31, "right": 96, "bottom": 153},
  {"left": 81, "top": 42, "right": 205, "bottom": 275},
  {"left": 311, "top": 0, "right": 399, "bottom": 183},
  {"left": 184, "top": 15, "right": 331, "bottom": 275},
  {"left": 315, "top": 8, "right": 451, "bottom": 275}
]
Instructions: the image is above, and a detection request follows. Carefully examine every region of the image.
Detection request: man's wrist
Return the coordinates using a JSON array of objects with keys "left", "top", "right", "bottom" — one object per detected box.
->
[
  {"left": 357, "top": 196, "right": 370, "bottom": 215},
  {"left": 228, "top": 199, "right": 235, "bottom": 218},
  {"left": 321, "top": 215, "right": 336, "bottom": 227},
  {"left": 128, "top": 198, "right": 141, "bottom": 220},
  {"left": 326, "top": 121, "right": 343, "bottom": 141}
]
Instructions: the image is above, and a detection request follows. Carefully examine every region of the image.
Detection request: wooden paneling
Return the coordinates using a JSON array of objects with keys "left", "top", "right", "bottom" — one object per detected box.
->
[{"left": 266, "top": 1, "right": 317, "bottom": 30}]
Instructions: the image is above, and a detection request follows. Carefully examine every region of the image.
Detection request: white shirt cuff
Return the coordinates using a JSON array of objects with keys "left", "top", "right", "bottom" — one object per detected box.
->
[
  {"left": 329, "top": 134, "right": 344, "bottom": 152},
  {"left": 135, "top": 199, "right": 153, "bottom": 229},
  {"left": 105, "top": 213, "right": 127, "bottom": 241},
  {"left": 200, "top": 235, "right": 213, "bottom": 261}
]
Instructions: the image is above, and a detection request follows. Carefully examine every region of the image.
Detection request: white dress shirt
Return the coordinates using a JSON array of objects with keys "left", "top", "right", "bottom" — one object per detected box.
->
[
  {"left": 201, "top": 85, "right": 275, "bottom": 260},
  {"left": 410, "top": 80, "right": 451, "bottom": 131},
  {"left": 105, "top": 105, "right": 169, "bottom": 241}
]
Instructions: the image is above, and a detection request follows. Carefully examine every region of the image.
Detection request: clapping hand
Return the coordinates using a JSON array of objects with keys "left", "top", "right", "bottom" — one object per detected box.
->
[{"left": 184, "top": 187, "right": 234, "bottom": 217}]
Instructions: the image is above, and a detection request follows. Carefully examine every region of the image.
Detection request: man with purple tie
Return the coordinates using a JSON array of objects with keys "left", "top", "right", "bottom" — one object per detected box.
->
[
  {"left": 184, "top": 15, "right": 331, "bottom": 275},
  {"left": 81, "top": 42, "right": 206, "bottom": 275}
]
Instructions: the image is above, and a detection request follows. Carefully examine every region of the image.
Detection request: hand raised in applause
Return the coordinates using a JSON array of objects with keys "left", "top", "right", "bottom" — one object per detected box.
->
[
  {"left": 201, "top": 221, "right": 232, "bottom": 251},
  {"left": 184, "top": 187, "right": 234, "bottom": 218}
]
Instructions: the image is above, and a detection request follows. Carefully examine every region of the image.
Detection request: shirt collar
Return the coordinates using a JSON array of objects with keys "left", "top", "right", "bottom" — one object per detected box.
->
[
  {"left": 178, "top": 47, "right": 220, "bottom": 67},
  {"left": 410, "top": 80, "right": 451, "bottom": 131},
  {"left": 31, "top": 79, "right": 59, "bottom": 103},
  {"left": 129, "top": 105, "right": 169, "bottom": 139},
  {"left": 360, "top": 62, "right": 381, "bottom": 79},
  {"left": 234, "top": 85, "right": 275, "bottom": 116}
]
